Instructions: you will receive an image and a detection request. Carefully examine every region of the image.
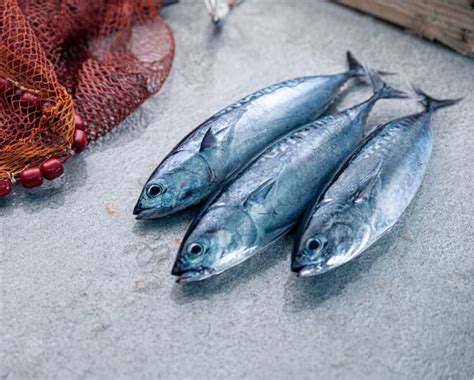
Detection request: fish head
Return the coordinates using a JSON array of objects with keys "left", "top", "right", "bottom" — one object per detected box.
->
[
  {"left": 134, "top": 151, "right": 215, "bottom": 219},
  {"left": 172, "top": 206, "right": 258, "bottom": 283},
  {"left": 292, "top": 202, "right": 371, "bottom": 276}
]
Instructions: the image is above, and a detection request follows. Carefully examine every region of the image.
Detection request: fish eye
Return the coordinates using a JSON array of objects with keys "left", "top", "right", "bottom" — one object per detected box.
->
[
  {"left": 188, "top": 242, "right": 204, "bottom": 257},
  {"left": 306, "top": 238, "right": 324, "bottom": 253},
  {"left": 147, "top": 184, "right": 164, "bottom": 197}
]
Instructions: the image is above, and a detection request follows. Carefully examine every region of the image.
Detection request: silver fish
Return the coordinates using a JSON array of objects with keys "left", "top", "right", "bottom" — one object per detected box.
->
[
  {"left": 134, "top": 52, "right": 367, "bottom": 219},
  {"left": 172, "top": 70, "right": 406, "bottom": 282},
  {"left": 292, "top": 88, "right": 460, "bottom": 277}
]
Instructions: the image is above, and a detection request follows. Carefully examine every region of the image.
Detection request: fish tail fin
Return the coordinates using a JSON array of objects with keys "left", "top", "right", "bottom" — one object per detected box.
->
[
  {"left": 347, "top": 51, "right": 396, "bottom": 78},
  {"left": 368, "top": 67, "right": 407, "bottom": 100},
  {"left": 412, "top": 84, "right": 463, "bottom": 112},
  {"left": 347, "top": 51, "right": 365, "bottom": 77}
]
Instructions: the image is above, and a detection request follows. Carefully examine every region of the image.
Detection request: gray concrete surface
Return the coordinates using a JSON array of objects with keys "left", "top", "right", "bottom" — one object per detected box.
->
[{"left": 1, "top": 1, "right": 473, "bottom": 379}]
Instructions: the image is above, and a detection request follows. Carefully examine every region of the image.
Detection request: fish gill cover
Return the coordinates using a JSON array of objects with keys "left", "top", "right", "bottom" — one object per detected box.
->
[{"left": 0, "top": 0, "right": 174, "bottom": 191}]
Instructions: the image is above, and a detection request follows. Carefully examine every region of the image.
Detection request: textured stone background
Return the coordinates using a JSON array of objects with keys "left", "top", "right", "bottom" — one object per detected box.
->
[{"left": 1, "top": 1, "right": 473, "bottom": 379}]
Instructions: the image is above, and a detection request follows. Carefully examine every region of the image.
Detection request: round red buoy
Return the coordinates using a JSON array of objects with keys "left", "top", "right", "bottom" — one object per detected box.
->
[
  {"left": 0, "top": 78, "right": 12, "bottom": 93},
  {"left": 40, "top": 158, "right": 64, "bottom": 180},
  {"left": 72, "top": 129, "right": 87, "bottom": 153},
  {"left": 74, "top": 113, "right": 85, "bottom": 130},
  {"left": 0, "top": 178, "right": 12, "bottom": 197},
  {"left": 20, "top": 167, "right": 43, "bottom": 188},
  {"left": 20, "top": 92, "right": 42, "bottom": 106}
]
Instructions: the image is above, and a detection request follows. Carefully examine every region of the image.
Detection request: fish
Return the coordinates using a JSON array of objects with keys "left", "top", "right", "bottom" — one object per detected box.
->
[
  {"left": 292, "top": 88, "right": 461, "bottom": 277},
  {"left": 134, "top": 52, "right": 370, "bottom": 219},
  {"left": 171, "top": 69, "right": 406, "bottom": 283}
]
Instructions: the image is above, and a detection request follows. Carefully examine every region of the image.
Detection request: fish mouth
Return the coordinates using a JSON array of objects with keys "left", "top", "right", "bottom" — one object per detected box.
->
[
  {"left": 135, "top": 208, "right": 163, "bottom": 220},
  {"left": 294, "top": 263, "right": 334, "bottom": 277},
  {"left": 173, "top": 269, "right": 213, "bottom": 284},
  {"left": 133, "top": 203, "right": 143, "bottom": 216},
  {"left": 133, "top": 202, "right": 176, "bottom": 220},
  {"left": 133, "top": 200, "right": 146, "bottom": 216},
  {"left": 296, "top": 265, "right": 320, "bottom": 277}
]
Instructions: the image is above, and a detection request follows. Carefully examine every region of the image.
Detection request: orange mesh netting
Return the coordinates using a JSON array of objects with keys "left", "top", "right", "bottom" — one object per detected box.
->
[{"left": 0, "top": 0, "right": 174, "bottom": 185}]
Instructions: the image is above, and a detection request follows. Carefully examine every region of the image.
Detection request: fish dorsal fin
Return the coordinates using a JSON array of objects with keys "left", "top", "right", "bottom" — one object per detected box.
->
[
  {"left": 351, "top": 163, "right": 383, "bottom": 204},
  {"left": 243, "top": 179, "right": 276, "bottom": 209}
]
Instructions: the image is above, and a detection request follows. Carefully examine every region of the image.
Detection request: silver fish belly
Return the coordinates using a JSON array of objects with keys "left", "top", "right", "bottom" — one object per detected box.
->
[
  {"left": 172, "top": 90, "right": 391, "bottom": 282},
  {"left": 133, "top": 53, "right": 366, "bottom": 219},
  {"left": 293, "top": 90, "right": 460, "bottom": 276}
]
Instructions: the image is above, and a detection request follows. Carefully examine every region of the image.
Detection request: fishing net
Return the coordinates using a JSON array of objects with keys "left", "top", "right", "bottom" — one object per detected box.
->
[{"left": 0, "top": 0, "right": 174, "bottom": 192}]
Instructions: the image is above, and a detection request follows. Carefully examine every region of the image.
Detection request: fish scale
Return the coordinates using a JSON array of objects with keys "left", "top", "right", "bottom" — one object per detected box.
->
[
  {"left": 293, "top": 90, "right": 460, "bottom": 277},
  {"left": 133, "top": 52, "right": 368, "bottom": 219},
  {"left": 172, "top": 69, "right": 406, "bottom": 282}
]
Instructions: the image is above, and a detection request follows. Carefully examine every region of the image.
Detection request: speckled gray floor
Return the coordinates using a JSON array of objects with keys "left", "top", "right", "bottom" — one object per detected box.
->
[{"left": 1, "top": 1, "right": 473, "bottom": 379}]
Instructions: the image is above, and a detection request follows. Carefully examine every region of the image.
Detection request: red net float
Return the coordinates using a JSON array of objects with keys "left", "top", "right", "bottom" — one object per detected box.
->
[
  {"left": 0, "top": 0, "right": 175, "bottom": 197},
  {"left": 19, "top": 168, "right": 44, "bottom": 189},
  {"left": 0, "top": 178, "right": 12, "bottom": 197},
  {"left": 72, "top": 130, "right": 87, "bottom": 153},
  {"left": 74, "top": 114, "right": 85, "bottom": 131},
  {"left": 40, "top": 158, "right": 64, "bottom": 181}
]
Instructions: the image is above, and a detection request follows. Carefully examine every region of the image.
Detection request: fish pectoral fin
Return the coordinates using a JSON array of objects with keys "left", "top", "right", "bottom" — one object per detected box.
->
[
  {"left": 200, "top": 105, "right": 246, "bottom": 152},
  {"left": 208, "top": 166, "right": 219, "bottom": 183},
  {"left": 200, "top": 124, "right": 235, "bottom": 152},
  {"left": 351, "top": 163, "right": 383, "bottom": 204},
  {"left": 200, "top": 127, "right": 219, "bottom": 150},
  {"left": 243, "top": 179, "right": 276, "bottom": 209}
]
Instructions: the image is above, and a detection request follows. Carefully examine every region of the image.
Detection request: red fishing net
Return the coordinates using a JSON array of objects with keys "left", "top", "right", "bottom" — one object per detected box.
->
[{"left": 0, "top": 0, "right": 174, "bottom": 195}]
